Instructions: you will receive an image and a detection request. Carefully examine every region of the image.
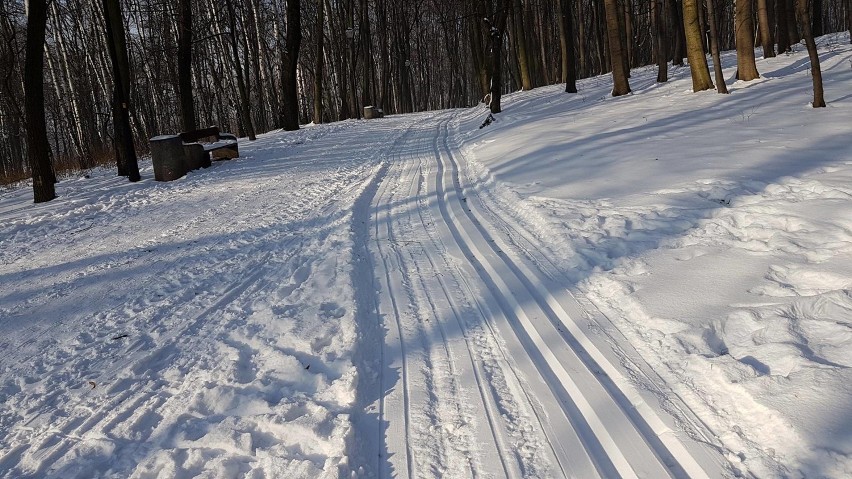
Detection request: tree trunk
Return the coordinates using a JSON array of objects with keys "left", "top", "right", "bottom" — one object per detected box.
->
[
  {"left": 811, "top": 0, "right": 823, "bottom": 37},
  {"left": 848, "top": 0, "right": 852, "bottom": 45},
  {"left": 558, "top": 0, "right": 577, "bottom": 93},
  {"left": 224, "top": 0, "right": 256, "bottom": 139},
  {"left": 177, "top": 0, "right": 196, "bottom": 131},
  {"left": 795, "top": 0, "right": 825, "bottom": 107},
  {"left": 757, "top": 0, "right": 776, "bottom": 58},
  {"left": 777, "top": 0, "right": 791, "bottom": 53},
  {"left": 511, "top": 0, "right": 533, "bottom": 90},
  {"left": 604, "top": 0, "right": 631, "bottom": 95},
  {"left": 469, "top": 6, "right": 490, "bottom": 101},
  {"left": 735, "top": 0, "right": 760, "bottom": 80},
  {"left": 706, "top": 0, "right": 729, "bottom": 93},
  {"left": 24, "top": 0, "right": 56, "bottom": 202},
  {"left": 786, "top": 0, "right": 800, "bottom": 44},
  {"left": 653, "top": 0, "right": 668, "bottom": 82},
  {"left": 313, "top": 0, "right": 324, "bottom": 124},
  {"left": 103, "top": 0, "right": 140, "bottom": 181},
  {"left": 487, "top": 1, "right": 509, "bottom": 113},
  {"left": 669, "top": 0, "right": 685, "bottom": 65},
  {"left": 594, "top": 0, "right": 610, "bottom": 74},
  {"left": 683, "top": 0, "right": 714, "bottom": 91},
  {"left": 283, "top": 0, "right": 301, "bottom": 130}
]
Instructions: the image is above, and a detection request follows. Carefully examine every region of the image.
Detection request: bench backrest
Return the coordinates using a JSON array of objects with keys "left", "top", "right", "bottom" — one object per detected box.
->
[{"left": 179, "top": 127, "right": 221, "bottom": 143}]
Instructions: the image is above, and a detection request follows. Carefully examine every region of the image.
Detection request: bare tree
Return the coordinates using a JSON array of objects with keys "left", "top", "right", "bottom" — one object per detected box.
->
[
  {"left": 177, "top": 0, "right": 196, "bottom": 131},
  {"left": 103, "top": 0, "right": 140, "bottom": 181},
  {"left": 795, "top": 0, "right": 826, "bottom": 106},
  {"left": 24, "top": 0, "right": 56, "bottom": 202},
  {"left": 282, "top": 0, "right": 301, "bottom": 130},
  {"left": 486, "top": 1, "right": 509, "bottom": 113},
  {"left": 735, "top": 0, "right": 760, "bottom": 80},
  {"left": 757, "top": 0, "right": 776, "bottom": 58},
  {"left": 706, "top": 0, "right": 729, "bottom": 93},
  {"left": 558, "top": 0, "right": 577, "bottom": 93},
  {"left": 683, "top": 0, "right": 714, "bottom": 91},
  {"left": 604, "top": 0, "right": 631, "bottom": 95},
  {"left": 313, "top": 0, "right": 324, "bottom": 124}
]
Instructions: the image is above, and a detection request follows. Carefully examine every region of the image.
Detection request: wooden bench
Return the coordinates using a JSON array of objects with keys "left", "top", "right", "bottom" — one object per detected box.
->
[{"left": 150, "top": 127, "right": 239, "bottom": 181}]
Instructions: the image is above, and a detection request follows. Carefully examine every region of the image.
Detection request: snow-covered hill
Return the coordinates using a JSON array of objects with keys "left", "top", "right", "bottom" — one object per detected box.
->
[{"left": 1, "top": 34, "right": 850, "bottom": 478}]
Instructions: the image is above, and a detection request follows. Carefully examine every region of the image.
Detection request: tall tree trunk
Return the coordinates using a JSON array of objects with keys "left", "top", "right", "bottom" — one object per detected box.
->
[
  {"left": 604, "top": 0, "right": 631, "bottom": 95},
  {"left": 224, "top": 0, "right": 256, "bottom": 139},
  {"left": 683, "top": 0, "right": 714, "bottom": 91},
  {"left": 577, "top": 0, "right": 587, "bottom": 76},
  {"left": 313, "top": 0, "right": 324, "bottom": 124},
  {"left": 811, "top": 0, "right": 823, "bottom": 36},
  {"left": 103, "top": 0, "right": 140, "bottom": 181},
  {"left": 795, "top": 0, "right": 825, "bottom": 106},
  {"left": 359, "top": 0, "right": 376, "bottom": 109},
  {"left": 469, "top": 7, "right": 490, "bottom": 101},
  {"left": 706, "top": 0, "right": 729, "bottom": 93},
  {"left": 177, "top": 0, "right": 196, "bottom": 131},
  {"left": 283, "top": 0, "right": 302, "bottom": 130},
  {"left": 669, "top": 0, "right": 685, "bottom": 65},
  {"left": 735, "top": 0, "right": 760, "bottom": 80},
  {"left": 847, "top": 0, "right": 852, "bottom": 45},
  {"left": 786, "top": 0, "right": 801, "bottom": 44},
  {"left": 653, "top": 0, "right": 668, "bottom": 82},
  {"left": 757, "top": 0, "right": 776, "bottom": 57},
  {"left": 487, "top": 1, "right": 509, "bottom": 113},
  {"left": 511, "top": 0, "right": 532, "bottom": 90},
  {"left": 594, "top": 0, "right": 609, "bottom": 74},
  {"left": 558, "top": 0, "right": 577, "bottom": 92},
  {"left": 777, "top": 0, "right": 791, "bottom": 52},
  {"left": 24, "top": 0, "right": 56, "bottom": 202},
  {"left": 697, "top": 0, "right": 708, "bottom": 54}
]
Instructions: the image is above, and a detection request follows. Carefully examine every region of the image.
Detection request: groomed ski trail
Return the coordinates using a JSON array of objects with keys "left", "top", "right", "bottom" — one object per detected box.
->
[{"left": 354, "top": 110, "right": 730, "bottom": 478}]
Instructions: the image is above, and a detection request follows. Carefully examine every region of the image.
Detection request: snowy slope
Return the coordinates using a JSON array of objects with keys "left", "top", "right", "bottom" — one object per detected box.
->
[
  {"left": 452, "top": 34, "right": 852, "bottom": 478},
  {"left": 1, "top": 34, "right": 850, "bottom": 478}
]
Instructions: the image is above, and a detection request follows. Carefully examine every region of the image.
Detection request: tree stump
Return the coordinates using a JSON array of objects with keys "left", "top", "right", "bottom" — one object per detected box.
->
[{"left": 150, "top": 135, "right": 186, "bottom": 181}]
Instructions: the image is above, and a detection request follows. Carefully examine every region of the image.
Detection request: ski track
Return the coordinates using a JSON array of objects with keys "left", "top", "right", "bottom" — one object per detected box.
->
[{"left": 359, "top": 110, "right": 731, "bottom": 478}]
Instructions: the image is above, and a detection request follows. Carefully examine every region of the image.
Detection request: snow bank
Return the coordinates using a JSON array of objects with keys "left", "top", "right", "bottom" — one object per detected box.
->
[{"left": 452, "top": 33, "right": 852, "bottom": 477}]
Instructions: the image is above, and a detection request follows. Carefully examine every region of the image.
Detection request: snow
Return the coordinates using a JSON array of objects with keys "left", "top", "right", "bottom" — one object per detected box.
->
[{"left": 1, "top": 34, "right": 851, "bottom": 478}]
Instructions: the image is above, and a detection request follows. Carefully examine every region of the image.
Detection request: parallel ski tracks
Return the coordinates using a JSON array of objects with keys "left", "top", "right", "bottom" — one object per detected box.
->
[{"left": 370, "top": 111, "right": 726, "bottom": 478}]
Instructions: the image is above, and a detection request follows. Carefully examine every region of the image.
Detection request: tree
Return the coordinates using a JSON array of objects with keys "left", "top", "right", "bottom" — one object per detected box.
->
[
  {"left": 652, "top": 0, "right": 667, "bottom": 82},
  {"left": 706, "top": 0, "right": 729, "bottom": 93},
  {"left": 777, "top": 0, "right": 792, "bottom": 53},
  {"left": 682, "top": 0, "right": 714, "bottom": 91},
  {"left": 103, "top": 0, "right": 141, "bottom": 181},
  {"left": 756, "top": 0, "right": 776, "bottom": 58},
  {"left": 847, "top": 0, "right": 852, "bottom": 44},
  {"left": 224, "top": 0, "right": 256, "bottom": 140},
  {"left": 177, "top": 0, "right": 196, "bottom": 132},
  {"left": 511, "top": 0, "right": 533, "bottom": 90},
  {"left": 282, "top": 0, "right": 301, "bottom": 130},
  {"left": 313, "top": 0, "right": 324, "bottom": 124},
  {"left": 558, "top": 0, "right": 577, "bottom": 93},
  {"left": 486, "top": 1, "right": 509, "bottom": 114},
  {"left": 735, "top": 0, "right": 760, "bottom": 80},
  {"left": 603, "top": 0, "right": 630, "bottom": 95},
  {"left": 24, "top": 0, "right": 56, "bottom": 202},
  {"left": 795, "top": 0, "right": 826, "bottom": 107}
]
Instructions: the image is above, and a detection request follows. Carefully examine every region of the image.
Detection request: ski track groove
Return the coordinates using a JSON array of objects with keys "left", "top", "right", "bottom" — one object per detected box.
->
[
  {"left": 431, "top": 112, "right": 725, "bottom": 478},
  {"left": 362, "top": 113, "right": 728, "bottom": 478},
  {"left": 447, "top": 119, "right": 730, "bottom": 472},
  {"left": 371, "top": 113, "right": 572, "bottom": 478}
]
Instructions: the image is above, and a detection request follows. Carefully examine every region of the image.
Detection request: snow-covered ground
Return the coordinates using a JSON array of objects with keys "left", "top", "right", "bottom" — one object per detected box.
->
[{"left": 1, "top": 35, "right": 850, "bottom": 478}]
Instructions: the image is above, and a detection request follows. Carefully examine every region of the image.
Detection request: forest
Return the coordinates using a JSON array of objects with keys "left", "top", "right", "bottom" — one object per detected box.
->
[{"left": 1, "top": 0, "right": 850, "bottom": 202}]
